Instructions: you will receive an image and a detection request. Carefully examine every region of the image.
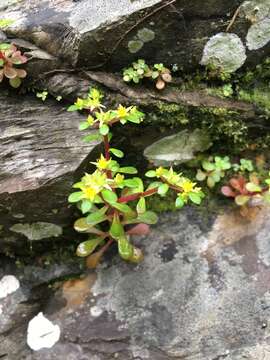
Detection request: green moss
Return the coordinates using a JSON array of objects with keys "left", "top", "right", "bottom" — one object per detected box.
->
[
  {"left": 238, "top": 87, "right": 270, "bottom": 115},
  {"left": 146, "top": 101, "right": 189, "bottom": 127},
  {"left": 147, "top": 191, "right": 177, "bottom": 213}
]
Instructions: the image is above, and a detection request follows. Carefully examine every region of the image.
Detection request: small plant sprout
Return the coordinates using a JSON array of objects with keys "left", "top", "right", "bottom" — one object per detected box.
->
[
  {"left": 232, "top": 158, "right": 254, "bottom": 172},
  {"left": 196, "top": 156, "right": 231, "bottom": 188},
  {"left": 123, "top": 59, "right": 172, "bottom": 90},
  {"left": 221, "top": 173, "right": 270, "bottom": 208},
  {"left": 36, "top": 90, "right": 48, "bottom": 102},
  {"left": 68, "top": 88, "right": 204, "bottom": 267},
  {"left": 0, "top": 43, "right": 27, "bottom": 88}
]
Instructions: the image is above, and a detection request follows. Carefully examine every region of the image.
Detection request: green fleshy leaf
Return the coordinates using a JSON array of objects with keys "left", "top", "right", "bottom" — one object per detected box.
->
[
  {"left": 76, "top": 237, "right": 104, "bottom": 257},
  {"left": 196, "top": 170, "right": 206, "bottom": 181},
  {"left": 109, "top": 214, "right": 125, "bottom": 240},
  {"left": 79, "top": 122, "right": 90, "bottom": 131},
  {"left": 118, "top": 236, "right": 134, "bottom": 260},
  {"left": 112, "top": 202, "right": 135, "bottom": 216},
  {"left": 81, "top": 199, "right": 93, "bottom": 214},
  {"left": 207, "top": 176, "right": 216, "bottom": 188},
  {"left": 83, "top": 132, "right": 102, "bottom": 143},
  {"left": 235, "top": 195, "right": 250, "bottom": 206},
  {"left": 175, "top": 196, "right": 185, "bottom": 208},
  {"left": 145, "top": 170, "right": 156, "bottom": 178},
  {"left": 9, "top": 77, "right": 21, "bottom": 88},
  {"left": 245, "top": 182, "right": 262, "bottom": 193},
  {"left": 110, "top": 148, "right": 124, "bottom": 158},
  {"left": 188, "top": 192, "right": 202, "bottom": 205},
  {"left": 86, "top": 206, "right": 108, "bottom": 225},
  {"left": 67, "top": 104, "right": 78, "bottom": 112},
  {"left": 124, "top": 178, "right": 141, "bottom": 188},
  {"left": 68, "top": 191, "right": 84, "bottom": 203},
  {"left": 118, "top": 167, "right": 138, "bottom": 174},
  {"left": 129, "top": 211, "right": 158, "bottom": 225},
  {"left": 99, "top": 123, "right": 109, "bottom": 135},
  {"left": 136, "top": 197, "right": 146, "bottom": 214},
  {"left": 74, "top": 217, "right": 91, "bottom": 232},
  {"left": 202, "top": 161, "right": 215, "bottom": 171},
  {"left": 101, "top": 189, "right": 118, "bottom": 204},
  {"left": 157, "top": 183, "right": 169, "bottom": 196},
  {"left": 146, "top": 181, "right": 162, "bottom": 191}
]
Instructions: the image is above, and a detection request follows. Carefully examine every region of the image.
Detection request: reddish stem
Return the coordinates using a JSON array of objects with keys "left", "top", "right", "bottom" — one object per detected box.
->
[
  {"left": 103, "top": 135, "right": 110, "bottom": 161},
  {"left": 118, "top": 188, "right": 158, "bottom": 203}
]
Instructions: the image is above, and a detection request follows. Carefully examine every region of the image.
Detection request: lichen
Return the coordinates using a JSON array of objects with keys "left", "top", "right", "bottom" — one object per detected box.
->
[
  {"left": 200, "top": 33, "right": 247, "bottom": 73},
  {"left": 10, "top": 222, "right": 63, "bottom": 241},
  {"left": 137, "top": 28, "right": 155, "bottom": 43},
  {"left": 128, "top": 40, "right": 144, "bottom": 53}
]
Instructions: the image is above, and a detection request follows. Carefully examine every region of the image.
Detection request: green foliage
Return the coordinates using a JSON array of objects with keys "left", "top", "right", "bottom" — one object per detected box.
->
[
  {"left": 195, "top": 153, "right": 270, "bottom": 210},
  {"left": 0, "top": 43, "right": 27, "bottom": 88},
  {"left": 68, "top": 88, "right": 204, "bottom": 266},
  {"left": 123, "top": 59, "right": 172, "bottom": 90},
  {"left": 196, "top": 156, "right": 231, "bottom": 188}
]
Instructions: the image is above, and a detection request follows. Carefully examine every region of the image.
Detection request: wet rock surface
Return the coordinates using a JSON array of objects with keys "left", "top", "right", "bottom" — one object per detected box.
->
[
  {"left": 0, "top": 92, "right": 99, "bottom": 251},
  {"left": 1, "top": 206, "right": 270, "bottom": 359}
]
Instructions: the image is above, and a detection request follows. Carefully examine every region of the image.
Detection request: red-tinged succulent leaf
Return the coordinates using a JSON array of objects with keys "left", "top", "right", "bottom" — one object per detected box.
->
[
  {"left": 221, "top": 186, "right": 236, "bottom": 198},
  {"left": 11, "top": 51, "right": 27, "bottom": 64},
  {"left": 15, "top": 68, "right": 27, "bottom": 78},
  {"left": 229, "top": 177, "right": 246, "bottom": 193},
  {"left": 4, "top": 65, "right": 17, "bottom": 78},
  {"left": 127, "top": 223, "right": 150, "bottom": 236}
]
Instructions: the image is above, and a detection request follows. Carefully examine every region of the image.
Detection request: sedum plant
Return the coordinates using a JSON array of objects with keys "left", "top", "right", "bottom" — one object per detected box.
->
[
  {"left": 123, "top": 59, "right": 172, "bottom": 90},
  {"left": 67, "top": 88, "right": 204, "bottom": 267},
  {"left": 221, "top": 173, "right": 270, "bottom": 207},
  {"left": 0, "top": 43, "right": 27, "bottom": 88},
  {"left": 196, "top": 156, "right": 231, "bottom": 188}
]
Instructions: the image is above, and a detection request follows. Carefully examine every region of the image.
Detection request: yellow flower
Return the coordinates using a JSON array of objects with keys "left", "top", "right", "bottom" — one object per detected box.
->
[
  {"left": 87, "top": 115, "right": 94, "bottom": 125},
  {"left": 82, "top": 187, "right": 97, "bottom": 201},
  {"left": 75, "top": 98, "right": 84, "bottom": 109},
  {"left": 117, "top": 105, "right": 128, "bottom": 118},
  {"left": 91, "top": 154, "right": 111, "bottom": 170},
  {"left": 180, "top": 179, "right": 198, "bottom": 194},
  {"left": 114, "top": 173, "right": 124, "bottom": 185},
  {"left": 155, "top": 167, "right": 164, "bottom": 177}
]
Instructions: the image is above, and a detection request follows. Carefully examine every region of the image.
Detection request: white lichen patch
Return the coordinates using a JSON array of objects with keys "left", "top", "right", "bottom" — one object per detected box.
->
[
  {"left": 0, "top": 275, "right": 20, "bottom": 299},
  {"left": 137, "top": 28, "right": 155, "bottom": 42},
  {"left": 246, "top": 17, "right": 270, "bottom": 50},
  {"left": 27, "top": 312, "right": 60, "bottom": 351},
  {"left": 200, "top": 32, "right": 247, "bottom": 73},
  {"left": 90, "top": 305, "right": 103, "bottom": 317}
]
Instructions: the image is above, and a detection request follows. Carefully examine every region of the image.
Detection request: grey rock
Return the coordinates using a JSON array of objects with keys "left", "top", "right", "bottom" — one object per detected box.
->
[
  {"left": 0, "top": 93, "right": 99, "bottom": 251},
  {"left": 2, "top": 206, "right": 270, "bottom": 359},
  {"left": 144, "top": 128, "right": 212, "bottom": 166},
  {"left": 246, "top": 17, "right": 270, "bottom": 51},
  {"left": 0, "top": 0, "right": 269, "bottom": 72}
]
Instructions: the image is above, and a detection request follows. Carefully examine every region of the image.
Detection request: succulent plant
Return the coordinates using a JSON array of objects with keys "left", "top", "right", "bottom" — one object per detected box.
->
[{"left": 0, "top": 43, "right": 27, "bottom": 88}]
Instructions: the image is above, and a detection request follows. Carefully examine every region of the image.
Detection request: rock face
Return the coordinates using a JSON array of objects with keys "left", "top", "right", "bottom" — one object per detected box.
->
[
  {"left": 1, "top": 206, "right": 270, "bottom": 359},
  {"left": 0, "top": 93, "right": 99, "bottom": 252},
  {"left": 1, "top": 0, "right": 270, "bottom": 73}
]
